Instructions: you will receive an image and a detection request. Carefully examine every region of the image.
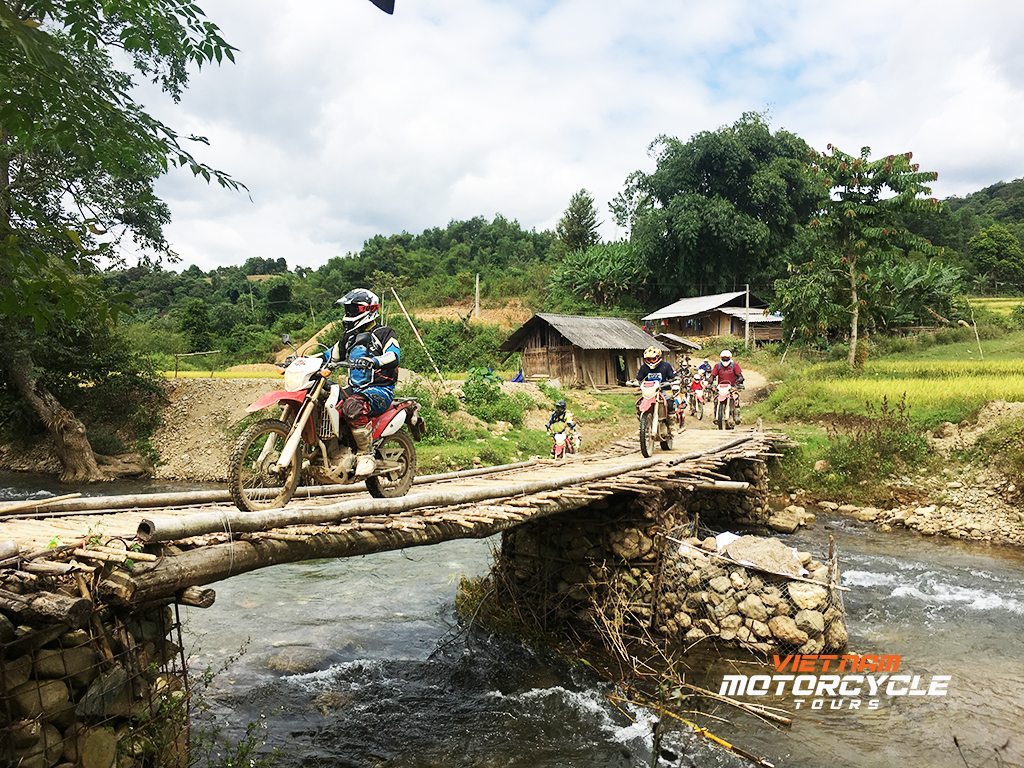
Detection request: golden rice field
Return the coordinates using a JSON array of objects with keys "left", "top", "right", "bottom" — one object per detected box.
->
[
  {"left": 765, "top": 357, "right": 1024, "bottom": 425},
  {"left": 821, "top": 375, "right": 1024, "bottom": 409},
  {"left": 858, "top": 359, "right": 1024, "bottom": 378},
  {"left": 970, "top": 297, "right": 1024, "bottom": 316}
]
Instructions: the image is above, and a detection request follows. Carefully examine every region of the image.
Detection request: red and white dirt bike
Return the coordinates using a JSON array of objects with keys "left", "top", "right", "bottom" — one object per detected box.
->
[
  {"left": 687, "top": 373, "right": 706, "bottom": 421},
  {"left": 548, "top": 420, "right": 581, "bottom": 460},
  {"left": 227, "top": 348, "right": 425, "bottom": 512},
  {"left": 634, "top": 378, "right": 674, "bottom": 457},
  {"left": 713, "top": 382, "right": 741, "bottom": 430}
]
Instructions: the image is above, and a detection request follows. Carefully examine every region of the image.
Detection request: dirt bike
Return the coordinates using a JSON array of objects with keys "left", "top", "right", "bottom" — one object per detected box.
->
[
  {"left": 227, "top": 349, "right": 425, "bottom": 512},
  {"left": 634, "top": 378, "right": 674, "bottom": 457},
  {"left": 548, "top": 420, "right": 577, "bottom": 460},
  {"left": 687, "top": 373, "right": 706, "bottom": 421},
  {"left": 713, "top": 382, "right": 741, "bottom": 430}
]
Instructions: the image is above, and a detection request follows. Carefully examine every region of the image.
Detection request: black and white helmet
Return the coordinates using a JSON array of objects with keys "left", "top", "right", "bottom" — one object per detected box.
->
[{"left": 338, "top": 288, "right": 380, "bottom": 332}]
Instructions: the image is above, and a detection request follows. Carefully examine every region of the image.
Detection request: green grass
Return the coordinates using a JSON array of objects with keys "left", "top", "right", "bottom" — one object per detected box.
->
[{"left": 754, "top": 325, "right": 1024, "bottom": 501}]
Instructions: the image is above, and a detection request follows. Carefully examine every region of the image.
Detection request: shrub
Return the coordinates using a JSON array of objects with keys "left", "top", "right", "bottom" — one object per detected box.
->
[{"left": 818, "top": 395, "right": 929, "bottom": 490}]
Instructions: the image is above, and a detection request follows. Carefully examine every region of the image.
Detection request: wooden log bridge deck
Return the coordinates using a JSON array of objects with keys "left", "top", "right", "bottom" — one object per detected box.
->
[{"left": 0, "top": 430, "right": 781, "bottom": 616}]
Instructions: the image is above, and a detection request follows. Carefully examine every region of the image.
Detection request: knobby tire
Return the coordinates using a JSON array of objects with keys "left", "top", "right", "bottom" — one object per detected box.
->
[
  {"left": 228, "top": 418, "right": 300, "bottom": 512},
  {"left": 365, "top": 429, "right": 417, "bottom": 498}
]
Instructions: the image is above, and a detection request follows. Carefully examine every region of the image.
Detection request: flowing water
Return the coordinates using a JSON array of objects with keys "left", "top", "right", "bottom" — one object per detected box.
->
[{"left": 3, "top": 474, "right": 1022, "bottom": 768}]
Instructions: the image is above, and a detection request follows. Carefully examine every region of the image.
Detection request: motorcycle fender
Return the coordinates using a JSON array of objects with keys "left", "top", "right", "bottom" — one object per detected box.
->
[
  {"left": 325, "top": 384, "right": 342, "bottom": 437},
  {"left": 374, "top": 408, "right": 407, "bottom": 439},
  {"left": 637, "top": 398, "right": 656, "bottom": 414},
  {"left": 247, "top": 389, "right": 307, "bottom": 413}
]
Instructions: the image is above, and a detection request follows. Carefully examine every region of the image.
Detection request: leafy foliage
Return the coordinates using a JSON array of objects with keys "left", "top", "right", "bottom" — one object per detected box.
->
[
  {"left": 774, "top": 145, "right": 945, "bottom": 365},
  {"left": 555, "top": 188, "right": 601, "bottom": 255},
  {"left": 551, "top": 241, "right": 651, "bottom": 307},
  {"left": 612, "top": 112, "right": 821, "bottom": 302}
]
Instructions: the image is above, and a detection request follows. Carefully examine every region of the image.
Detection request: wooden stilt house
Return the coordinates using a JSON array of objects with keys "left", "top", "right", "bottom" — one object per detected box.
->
[{"left": 498, "top": 313, "right": 666, "bottom": 388}]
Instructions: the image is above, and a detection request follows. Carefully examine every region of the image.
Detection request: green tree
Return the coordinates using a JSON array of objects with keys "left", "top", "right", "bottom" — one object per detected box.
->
[
  {"left": 776, "top": 145, "right": 943, "bottom": 366},
  {"left": 551, "top": 241, "right": 650, "bottom": 307},
  {"left": 968, "top": 223, "right": 1024, "bottom": 289},
  {"left": 555, "top": 189, "right": 601, "bottom": 255},
  {"left": 0, "top": 0, "right": 238, "bottom": 480},
  {"left": 612, "top": 113, "right": 821, "bottom": 301}
]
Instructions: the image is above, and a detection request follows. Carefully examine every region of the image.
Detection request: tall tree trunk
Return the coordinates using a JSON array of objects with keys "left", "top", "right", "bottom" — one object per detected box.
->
[
  {"left": 846, "top": 257, "right": 859, "bottom": 368},
  {"left": 1, "top": 348, "right": 105, "bottom": 482}
]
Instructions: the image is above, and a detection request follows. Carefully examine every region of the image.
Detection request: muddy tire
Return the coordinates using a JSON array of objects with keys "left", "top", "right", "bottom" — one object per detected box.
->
[
  {"left": 639, "top": 411, "right": 656, "bottom": 458},
  {"left": 366, "top": 429, "right": 417, "bottom": 498},
  {"left": 228, "top": 418, "right": 300, "bottom": 512}
]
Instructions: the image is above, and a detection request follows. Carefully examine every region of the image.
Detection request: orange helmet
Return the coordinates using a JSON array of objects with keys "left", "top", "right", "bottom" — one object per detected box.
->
[{"left": 643, "top": 346, "right": 662, "bottom": 366}]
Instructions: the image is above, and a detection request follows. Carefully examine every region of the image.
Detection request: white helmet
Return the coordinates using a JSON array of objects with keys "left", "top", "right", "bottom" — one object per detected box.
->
[
  {"left": 338, "top": 288, "right": 380, "bottom": 332},
  {"left": 720, "top": 349, "right": 732, "bottom": 361}
]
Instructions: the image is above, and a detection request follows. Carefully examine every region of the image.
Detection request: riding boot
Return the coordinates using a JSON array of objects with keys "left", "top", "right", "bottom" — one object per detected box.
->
[{"left": 351, "top": 426, "right": 376, "bottom": 477}]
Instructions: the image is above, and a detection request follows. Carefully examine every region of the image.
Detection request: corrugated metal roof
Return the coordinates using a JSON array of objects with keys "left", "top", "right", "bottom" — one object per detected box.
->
[
  {"left": 643, "top": 291, "right": 768, "bottom": 321},
  {"left": 499, "top": 313, "right": 665, "bottom": 352},
  {"left": 718, "top": 307, "right": 783, "bottom": 323},
  {"left": 654, "top": 333, "right": 703, "bottom": 350}
]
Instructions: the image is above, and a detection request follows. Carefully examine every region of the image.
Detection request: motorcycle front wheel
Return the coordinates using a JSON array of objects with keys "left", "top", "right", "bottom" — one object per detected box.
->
[
  {"left": 639, "top": 411, "right": 656, "bottom": 457},
  {"left": 716, "top": 400, "right": 725, "bottom": 430},
  {"left": 366, "top": 429, "right": 417, "bottom": 498},
  {"left": 228, "top": 418, "right": 301, "bottom": 512},
  {"left": 696, "top": 397, "right": 704, "bottom": 421}
]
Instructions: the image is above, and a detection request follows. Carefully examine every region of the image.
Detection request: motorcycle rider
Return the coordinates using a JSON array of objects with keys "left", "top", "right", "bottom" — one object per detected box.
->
[
  {"left": 710, "top": 349, "right": 744, "bottom": 424},
  {"left": 547, "top": 400, "right": 581, "bottom": 451},
  {"left": 635, "top": 346, "right": 682, "bottom": 432},
  {"left": 323, "top": 288, "right": 401, "bottom": 477}
]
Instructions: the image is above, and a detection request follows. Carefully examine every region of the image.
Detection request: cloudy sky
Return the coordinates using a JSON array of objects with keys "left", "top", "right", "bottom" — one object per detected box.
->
[{"left": 138, "top": 0, "right": 1024, "bottom": 272}]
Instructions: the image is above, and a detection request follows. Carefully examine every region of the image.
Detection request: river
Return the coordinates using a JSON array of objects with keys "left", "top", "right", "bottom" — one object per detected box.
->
[{"left": 3, "top": 474, "right": 1022, "bottom": 768}]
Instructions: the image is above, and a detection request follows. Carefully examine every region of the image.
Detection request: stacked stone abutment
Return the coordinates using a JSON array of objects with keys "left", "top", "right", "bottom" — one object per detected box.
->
[
  {"left": 2, "top": 603, "right": 188, "bottom": 768},
  {"left": 494, "top": 458, "right": 847, "bottom": 657}
]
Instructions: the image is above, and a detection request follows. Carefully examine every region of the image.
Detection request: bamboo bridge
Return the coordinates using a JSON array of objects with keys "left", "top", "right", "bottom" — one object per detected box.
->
[
  {"left": 0, "top": 429, "right": 780, "bottom": 617},
  {"left": 1, "top": 428, "right": 805, "bottom": 768}
]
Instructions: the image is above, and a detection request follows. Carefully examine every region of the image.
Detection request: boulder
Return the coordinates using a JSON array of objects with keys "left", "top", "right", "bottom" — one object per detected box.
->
[
  {"left": 794, "top": 609, "right": 825, "bottom": 637},
  {"left": 738, "top": 594, "right": 769, "bottom": 623},
  {"left": 788, "top": 582, "right": 828, "bottom": 610},
  {"left": 723, "top": 536, "right": 802, "bottom": 577},
  {"left": 768, "top": 616, "right": 808, "bottom": 646},
  {"left": 35, "top": 646, "right": 99, "bottom": 688},
  {"left": 10, "top": 679, "right": 71, "bottom": 721}
]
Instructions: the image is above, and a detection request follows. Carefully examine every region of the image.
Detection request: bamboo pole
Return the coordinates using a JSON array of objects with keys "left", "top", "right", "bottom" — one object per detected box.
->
[
  {"left": 137, "top": 457, "right": 667, "bottom": 542},
  {"left": 391, "top": 287, "right": 445, "bottom": 384},
  {"left": 0, "top": 462, "right": 541, "bottom": 519},
  {"left": 0, "top": 493, "right": 82, "bottom": 515},
  {"left": 105, "top": 491, "right": 609, "bottom": 607}
]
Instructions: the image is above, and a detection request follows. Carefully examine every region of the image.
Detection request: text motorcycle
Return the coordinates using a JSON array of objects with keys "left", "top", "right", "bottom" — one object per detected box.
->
[
  {"left": 227, "top": 352, "right": 425, "bottom": 512},
  {"left": 634, "top": 377, "right": 675, "bottom": 457}
]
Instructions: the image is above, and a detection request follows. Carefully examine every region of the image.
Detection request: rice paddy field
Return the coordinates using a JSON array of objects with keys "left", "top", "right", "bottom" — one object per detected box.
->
[
  {"left": 970, "top": 296, "right": 1024, "bottom": 316},
  {"left": 756, "top": 334, "right": 1024, "bottom": 428}
]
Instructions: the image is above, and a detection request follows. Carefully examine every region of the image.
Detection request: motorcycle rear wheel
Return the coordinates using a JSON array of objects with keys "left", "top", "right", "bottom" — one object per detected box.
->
[
  {"left": 366, "top": 429, "right": 417, "bottom": 498},
  {"left": 639, "top": 411, "right": 656, "bottom": 457},
  {"left": 228, "top": 418, "right": 301, "bottom": 512},
  {"left": 660, "top": 417, "right": 673, "bottom": 451}
]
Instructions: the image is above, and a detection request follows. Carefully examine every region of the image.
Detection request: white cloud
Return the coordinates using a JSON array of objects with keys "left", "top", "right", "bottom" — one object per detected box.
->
[{"left": 136, "top": 0, "right": 1024, "bottom": 272}]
